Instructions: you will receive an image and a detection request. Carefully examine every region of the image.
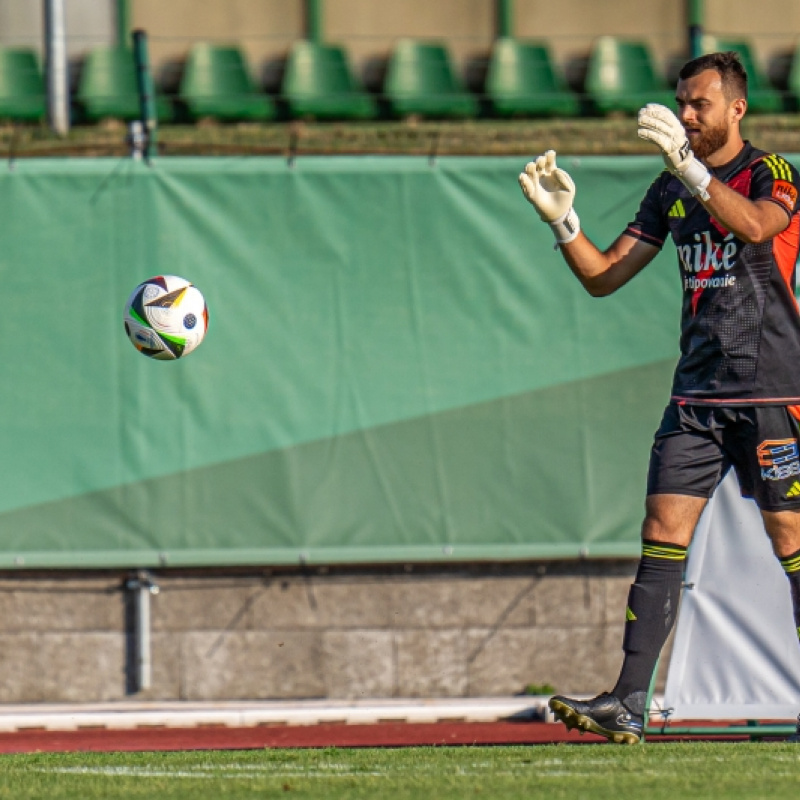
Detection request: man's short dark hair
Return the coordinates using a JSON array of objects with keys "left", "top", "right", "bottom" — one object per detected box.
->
[{"left": 678, "top": 51, "right": 748, "bottom": 101}]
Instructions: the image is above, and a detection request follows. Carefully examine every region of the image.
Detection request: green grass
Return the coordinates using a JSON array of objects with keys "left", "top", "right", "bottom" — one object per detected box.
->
[{"left": 1, "top": 743, "right": 799, "bottom": 799}]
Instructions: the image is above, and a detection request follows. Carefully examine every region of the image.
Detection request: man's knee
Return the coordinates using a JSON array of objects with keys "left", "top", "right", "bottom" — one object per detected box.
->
[
  {"left": 641, "top": 493, "right": 707, "bottom": 547},
  {"left": 761, "top": 508, "right": 800, "bottom": 559}
]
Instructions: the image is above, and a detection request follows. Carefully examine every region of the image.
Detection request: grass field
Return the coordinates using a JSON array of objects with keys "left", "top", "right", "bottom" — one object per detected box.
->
[{"left": 1, "top": 743, "right": 799, "bottom": 799}]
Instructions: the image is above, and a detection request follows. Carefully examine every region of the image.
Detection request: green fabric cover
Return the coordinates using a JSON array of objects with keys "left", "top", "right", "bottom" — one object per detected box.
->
[{"left": 0, "top": 155, "right": 698, "bottom": 567}]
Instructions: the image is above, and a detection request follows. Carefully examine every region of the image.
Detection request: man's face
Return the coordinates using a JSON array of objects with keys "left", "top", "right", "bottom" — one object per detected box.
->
[{"left": 675, "top": 69, "right": 736, "bottom": 160}]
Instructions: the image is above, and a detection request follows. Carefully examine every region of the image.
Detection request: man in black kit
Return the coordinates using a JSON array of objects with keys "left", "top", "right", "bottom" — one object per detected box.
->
[{"left": 519, "top": 51, "right": 800, "bottom": 744}]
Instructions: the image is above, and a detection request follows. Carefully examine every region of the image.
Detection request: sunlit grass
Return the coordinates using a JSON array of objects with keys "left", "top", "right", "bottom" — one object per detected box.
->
[{"left": 1, "top": 742, "right": 799, "bottom": 799}]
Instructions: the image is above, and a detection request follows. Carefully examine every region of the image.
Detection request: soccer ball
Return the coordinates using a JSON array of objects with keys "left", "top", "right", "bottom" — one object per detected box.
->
[{"left": 123, "top": 275, "right": 208, "bottom": 360}]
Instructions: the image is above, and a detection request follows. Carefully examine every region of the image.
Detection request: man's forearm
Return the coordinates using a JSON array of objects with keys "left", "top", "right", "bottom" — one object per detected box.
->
[
  {"left": 559, "top": 233, "right": 617, "bottom": 297},
  {"left": 559, "top": 232, "right": 660, "bottom": 297},
  {"left": 700, "top": 177, "right": 788, "bottom": 243}
]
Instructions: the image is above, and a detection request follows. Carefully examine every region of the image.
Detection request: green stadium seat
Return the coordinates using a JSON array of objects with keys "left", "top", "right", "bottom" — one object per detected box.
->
[
  {"left": 485, "top": 38, "right": 580, "bottom": 117},
  {"left": 700, "top": 36, "right": 783, "bottom": 113},
  {"left": 585, "top": 37, "right": 675, "bottom": 115},
  {"left": 0, "top": 47, "right": 45, "bottom": 122},
  {"left": 787, "top": 42, "right": 800, "bottom": 112},
  {"left": 282, "top": 41, "right": 377, "bottom": 120},
  {"left": 178, "top": 43, "right": 275, "bottom": 122},
  {"left": 383, "top": 39, "right": 478, "bottom": 119},
  {"left": 76, "top": 46, "right": 173, "bottom": 123}
]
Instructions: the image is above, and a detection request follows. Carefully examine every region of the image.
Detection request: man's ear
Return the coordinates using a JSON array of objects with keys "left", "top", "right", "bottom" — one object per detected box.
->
[{"left": 730, "top": 97, "right": 747, "bottom": 123}]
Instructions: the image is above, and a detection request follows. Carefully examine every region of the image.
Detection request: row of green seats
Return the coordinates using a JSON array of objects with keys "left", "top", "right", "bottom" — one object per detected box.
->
[
  {"left": 0, "top": 39, "right": 477, "bottom": 123},
  {"left": 0, "top": 48, "right": 45, "bottom": 120},
  {"left": 698, "top": 35, "right": 782, "bottom": 113},
  {"left": 586, "top": 35, "right": 783, "bottom": 115},
  {"left": 0, "top": 36, "right": 793, "bottom": 124}
]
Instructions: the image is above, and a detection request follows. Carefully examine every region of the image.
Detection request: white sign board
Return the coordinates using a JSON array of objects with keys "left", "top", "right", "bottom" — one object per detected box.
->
[{"left": 663, "top": 471, "right": 800, "bottom": 720}]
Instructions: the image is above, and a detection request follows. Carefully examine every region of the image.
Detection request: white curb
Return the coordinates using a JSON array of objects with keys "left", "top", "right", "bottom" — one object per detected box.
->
[{"left": 0, "top": 697, "right": 553, "bottom": 733}]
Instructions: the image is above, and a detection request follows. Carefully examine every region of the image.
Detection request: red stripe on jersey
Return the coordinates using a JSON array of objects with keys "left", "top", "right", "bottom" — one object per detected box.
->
[
  {"left": 773, "top": 213, "right": 800, "bottom": 299},
  {"left": 625, "top": 227, "right": 664, "bottom": 246},
  {"left": 691, "top": 258, "right": 716, "bottom": 316},
  {"left": 728, "top": 168, "right": 754, "bottom": 196},
  {"left": 671, "top": 394, "right": 800, "bottom": 405},
  {"left": 710, "top": 168, "right": 753, "bottom": 236}
]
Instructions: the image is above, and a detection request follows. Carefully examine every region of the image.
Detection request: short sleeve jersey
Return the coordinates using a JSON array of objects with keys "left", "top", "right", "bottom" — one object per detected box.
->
[{"left": 626, "top": 142, "right": 800, "bottom": 405}]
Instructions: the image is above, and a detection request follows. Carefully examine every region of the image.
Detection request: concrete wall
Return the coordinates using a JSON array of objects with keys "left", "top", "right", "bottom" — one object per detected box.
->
[
  {"left": 0, "top": 1, "right": 797, "bottom": 89},
  {"left": 132, "top": 0, "right": 303, "bottom": 91},
  {"left": 128, "top": 0, "right": 800, "bottom": 88},
  {"left": 703, "top": 0, "right": 800, "bottom": 77},
  {"left": 0, "top": 562, "right": 642, "bottom": 703},
  {"left": 0, "top": 0, "right": 113, "bottom": 55}
]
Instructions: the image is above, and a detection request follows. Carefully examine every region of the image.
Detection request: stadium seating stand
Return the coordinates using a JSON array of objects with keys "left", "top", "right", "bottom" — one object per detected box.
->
[
  {"left": 76, "top": 46, "right": 173, "bottom": 123},
  {"left": 382, "top": 39, "right": 478, "bottom": 119},
  {"left": 178, "top": 43, "right": 275, "bottom": 122},
  {"left": 700, "top": 35, "right": 783, "bottom": 113},
  {"left": 0, "top": 47, "right": 46, "bottom": 122},
  {"left": 484, "top": 38, "right": 580, "bottom": 117},
  {"left": 282, "top": 41, "right": 377, "bottom": 120},
  {"left": 585, "top": 36, "right": 674, "bottom": 115}
]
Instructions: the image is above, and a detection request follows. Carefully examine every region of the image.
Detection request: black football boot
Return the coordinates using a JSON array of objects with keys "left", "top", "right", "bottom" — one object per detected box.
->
[{"left": 549, "top": 691, "right": 645, "bottom": 745}]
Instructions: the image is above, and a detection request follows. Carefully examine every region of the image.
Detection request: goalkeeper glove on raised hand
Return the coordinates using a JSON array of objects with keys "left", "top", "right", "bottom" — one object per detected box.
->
[
  {"left": 519, "top": 150, "right": 581, "bottom": 244},
  {"left": 637, "top": 103, "right": 711, "bottom": 201}
]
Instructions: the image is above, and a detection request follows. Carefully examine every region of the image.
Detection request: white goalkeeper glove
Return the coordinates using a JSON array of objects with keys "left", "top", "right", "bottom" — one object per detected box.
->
[
  {"left": 519, "top": 150, "right": 581, "bottom": 244},
  {"left": 637, "top": 103, "right": 711, "bottom": 201}
]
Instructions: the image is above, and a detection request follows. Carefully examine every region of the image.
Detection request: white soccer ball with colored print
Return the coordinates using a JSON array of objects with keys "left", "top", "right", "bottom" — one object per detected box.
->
[{"left": 123, "top": 275, "right": 208, "bottom": 360}]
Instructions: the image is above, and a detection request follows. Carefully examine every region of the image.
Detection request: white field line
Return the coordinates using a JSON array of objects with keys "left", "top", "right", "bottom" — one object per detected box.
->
[
  {"left": 40, "top": 764, "right": 732, "bottom": 781},
  {"left": 33, "top": 756, "right": 736, "bottom": 783},
  {"left": 38, "top": 766, "right": 386, "bottom": 779},
  {"left": 34, "top": 744, "right": 787, "bottom": 783}
]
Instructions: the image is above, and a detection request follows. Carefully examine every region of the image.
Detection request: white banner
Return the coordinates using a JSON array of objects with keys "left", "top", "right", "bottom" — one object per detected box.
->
[{"left": 663, "top": 471, "right": 800, "bottom": 720}]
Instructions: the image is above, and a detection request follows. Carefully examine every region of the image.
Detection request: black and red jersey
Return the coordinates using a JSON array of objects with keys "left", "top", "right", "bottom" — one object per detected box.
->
[{"left": 626, "top": 142, "right": 800, "bottom": 405}]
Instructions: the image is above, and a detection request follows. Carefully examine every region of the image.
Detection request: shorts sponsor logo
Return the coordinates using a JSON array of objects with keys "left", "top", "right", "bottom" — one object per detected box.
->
[
  {"left": 772, "top": 179, "right": 798, "bottom": 211},
  {"left": 758, "top": 438, "right": 800, "bottom": 481}
]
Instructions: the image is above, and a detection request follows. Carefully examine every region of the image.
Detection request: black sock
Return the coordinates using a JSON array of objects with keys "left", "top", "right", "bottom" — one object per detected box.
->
[
  {"left": 612, "top": 539, "right": 687, "bottom": 708},
  {"left": 779, "top": 549, "right": 800, "bottom": 641}
]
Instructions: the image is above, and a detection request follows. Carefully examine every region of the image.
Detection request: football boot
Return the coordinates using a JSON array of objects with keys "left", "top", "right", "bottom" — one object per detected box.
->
[{"left": 549, "top": 692, "right": 644, "bottom": 744}]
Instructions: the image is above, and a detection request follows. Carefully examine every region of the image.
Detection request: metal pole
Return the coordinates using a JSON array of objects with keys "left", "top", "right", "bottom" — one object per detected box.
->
[
  {"left": 116, "top": 0, "right": 131, "bottom": 50},
  {"left": 305, "top": 0, "right": 322, "bottom": 43},
  {"left": 137, "top": 572, "right": 152, "bottom": 691},
  {"left": 126, "top": 570, "right": 159, "bottom": 693},
  {"left": 496, "top": 0, "right": 513, "bottom": 39},
  {"left": 43, "top": 0, "right": 69, "bottom": 135},
  {"left": 688, "top": 0, "right": 704, "bottom": 59},
  {"left": 132, "top": 29, "right": 157, "bottom": 160}
]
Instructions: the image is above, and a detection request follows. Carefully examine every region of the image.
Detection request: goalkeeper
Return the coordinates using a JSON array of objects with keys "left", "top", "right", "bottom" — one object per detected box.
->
[{"left": 519, "top": 51, "right": 800, "bottom": 744}]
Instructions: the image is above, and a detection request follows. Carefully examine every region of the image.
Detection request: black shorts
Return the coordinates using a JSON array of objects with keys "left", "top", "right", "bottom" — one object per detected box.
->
[{"left": 647, "top": 403, "right": 800, "bottom": 511}]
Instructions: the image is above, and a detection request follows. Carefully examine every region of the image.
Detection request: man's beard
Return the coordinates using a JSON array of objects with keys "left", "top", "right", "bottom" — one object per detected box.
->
[{"left": 690, "top": 122, "right": 729, "bottom": 161}]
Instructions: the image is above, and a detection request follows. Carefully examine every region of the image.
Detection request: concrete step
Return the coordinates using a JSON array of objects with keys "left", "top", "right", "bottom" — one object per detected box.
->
[{"left": 0, "top": 696, "right": 555, "bottom": 732}]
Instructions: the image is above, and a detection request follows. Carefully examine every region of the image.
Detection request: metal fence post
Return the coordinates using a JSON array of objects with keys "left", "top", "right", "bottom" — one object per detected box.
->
[
  {"left": 43, "top": 0, "right": 70, "bottom": 136},
  {"left": 117, "top": 0, "right": 131, "bottom": 50},
  {"left": 496, "top": 0, "right": 514, "bottom": 38},
  {"left": 306, "top": 0, "right": 323, "bottom": 43},
  {"left": 133, "top": 29, "right": 158, "bottom": 160},
  {"left": 688, "top": 0, "right": 704, "bottom": 59}
]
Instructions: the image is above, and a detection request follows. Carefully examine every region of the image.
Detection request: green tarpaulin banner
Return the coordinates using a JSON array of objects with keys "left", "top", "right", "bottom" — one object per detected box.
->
[{"left": 0, "top": 155, "right": 688, "bottom": 568}]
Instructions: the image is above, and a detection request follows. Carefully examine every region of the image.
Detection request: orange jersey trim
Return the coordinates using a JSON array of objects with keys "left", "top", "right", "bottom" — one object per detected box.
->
[{"left": 774, "top": 213, "right": 800, "bottom": 297}]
